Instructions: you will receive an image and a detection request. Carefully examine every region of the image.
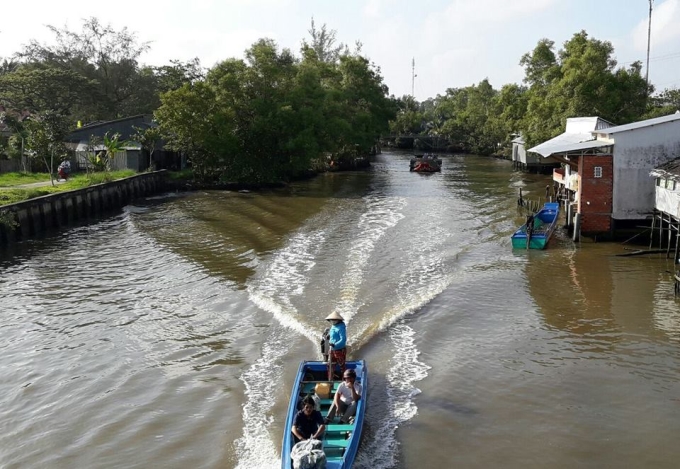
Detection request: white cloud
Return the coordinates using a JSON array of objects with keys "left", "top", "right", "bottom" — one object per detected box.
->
[
  {"left": 632, "top": 0, "right": 680, "bottom": 50},
  {"left": 439, "top": 0, "right": 558, "bottom": 25},
  {"left": 363, "top": 0, "right": 386, "bottom": 18}
]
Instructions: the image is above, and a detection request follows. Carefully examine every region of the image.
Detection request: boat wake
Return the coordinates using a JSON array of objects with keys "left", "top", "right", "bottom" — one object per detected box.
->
[
  {"left": 235, "top": 229, "right": 327, "bottom": 469},
  {"left": 336, "top": 195, "right": 406, "bottom": 323},
  {"left": 354, "top": 322, "right": 430, "bottom": 469},
  {"left": 235, "top": 188, "right": 465, "bottom": 468}
]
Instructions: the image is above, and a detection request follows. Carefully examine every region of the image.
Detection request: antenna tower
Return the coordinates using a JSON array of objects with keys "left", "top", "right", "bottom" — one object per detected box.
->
[{"left": 411, "top": 58, "right": 416, "bottom": 97}]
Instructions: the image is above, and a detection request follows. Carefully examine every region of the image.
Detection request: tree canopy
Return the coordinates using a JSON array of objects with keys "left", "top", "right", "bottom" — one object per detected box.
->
[{"left": 388, "top": 30, "right": 671, "bottom": 154}]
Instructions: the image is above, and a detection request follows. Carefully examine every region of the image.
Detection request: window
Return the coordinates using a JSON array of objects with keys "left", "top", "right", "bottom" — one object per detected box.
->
[{"left": 594, "top": 166, "right": 602, "bottom": 178}]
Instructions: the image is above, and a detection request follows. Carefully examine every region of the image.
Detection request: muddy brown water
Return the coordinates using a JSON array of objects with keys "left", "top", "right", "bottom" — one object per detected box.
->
[{"left": 2, "top": 151, "right": 680, "bottom": 468}]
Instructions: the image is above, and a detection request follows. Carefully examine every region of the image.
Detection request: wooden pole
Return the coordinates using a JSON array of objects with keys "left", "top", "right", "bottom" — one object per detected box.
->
[
  {"left": 573, "top": 213, "right": 581, "bottom": 242},
  {"left": 650, "top": 211, "right": 656, "bottom": 249},
  {"left": 667, "top": 213, "right": 673, "bottom": 258}
]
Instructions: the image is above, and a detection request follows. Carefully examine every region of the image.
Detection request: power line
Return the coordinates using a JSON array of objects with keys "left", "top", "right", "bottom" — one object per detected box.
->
[{"left": 619, "top": 51, "right": 680, "bottom": 66}]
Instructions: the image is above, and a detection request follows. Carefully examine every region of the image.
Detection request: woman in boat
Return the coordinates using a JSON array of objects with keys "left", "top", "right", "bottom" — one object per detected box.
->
[
  {"left": 292, "top": 396, "right": 326, "bottom": 442},
  {"left": 325, "top": 368, "right": 362, "bottom": 424},
  {"left": 325, "top": 311, "right": 347, "bottom": 378}
]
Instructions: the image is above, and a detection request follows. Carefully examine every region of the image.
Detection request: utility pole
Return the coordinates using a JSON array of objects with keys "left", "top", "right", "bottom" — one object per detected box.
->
[
  {"left": 411, "top": 57, "right": 416, "bottom": 97},
  {"left": 646, "top": 0, "right": 654, "bottom": 86}
]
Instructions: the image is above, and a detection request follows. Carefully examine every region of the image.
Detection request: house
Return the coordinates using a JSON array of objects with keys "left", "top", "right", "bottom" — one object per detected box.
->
[
  {"left": 530, "top": 112, "right": 680, "bottom": 238},
  {"left": 650, "top": 159, "right": 680, "bottom": 260},
  {"left": 511, "top": 133, "right": 559, "bottom": 173},
  {"left": 64, "top": 114, "right": 150, "bottom": 171},
  {"left": 64, "top": 114, "right": 182, "bottom": 172},
  {"left": 519, "top": 117, "right": 615, "bottom": 175},
  {"left": 651, "top": 158, "right": 680, "bottom": 220}
]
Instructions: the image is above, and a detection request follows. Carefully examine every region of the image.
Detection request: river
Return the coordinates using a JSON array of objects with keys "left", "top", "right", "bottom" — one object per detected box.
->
[{"left": 2, "top": 150, "right": 680, "bottom": 468}]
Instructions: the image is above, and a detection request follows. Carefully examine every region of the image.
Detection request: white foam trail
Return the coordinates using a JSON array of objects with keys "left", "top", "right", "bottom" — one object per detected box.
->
[
  {"left": 236, "top": 229, "right": 327, "bottom": 468},
  {"left": 234, "top": 329, "right": 287, "bottom": 469},
  {"left": 354, "top": 322, "right": 430, "bottom": 469},
  {"left": 247, "top": 230, "right": 327, "bottom": 343},
  {"left": 337, "top": 196, "right": 406, "bottom": 324}
]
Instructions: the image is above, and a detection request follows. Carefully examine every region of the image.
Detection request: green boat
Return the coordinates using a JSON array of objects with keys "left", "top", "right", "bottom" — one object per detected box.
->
[{"left": 511, "top": 202, "right": 560, "bottom": 249}]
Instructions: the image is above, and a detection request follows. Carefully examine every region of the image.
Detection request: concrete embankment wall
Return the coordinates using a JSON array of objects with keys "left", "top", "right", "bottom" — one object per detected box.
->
[{"left": 0, "top": 171, "right": 166, "bottom": 247}]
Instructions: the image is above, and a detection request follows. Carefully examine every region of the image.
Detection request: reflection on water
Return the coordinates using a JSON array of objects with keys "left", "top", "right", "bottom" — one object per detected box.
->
[{"left": 2, "top": 152, "right": 680, "bottom": 469}]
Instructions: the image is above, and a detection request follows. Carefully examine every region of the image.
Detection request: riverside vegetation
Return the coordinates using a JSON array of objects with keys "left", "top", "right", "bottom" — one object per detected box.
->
[{"left": 0, "top": 20, "right": 677, "bottom": 186}]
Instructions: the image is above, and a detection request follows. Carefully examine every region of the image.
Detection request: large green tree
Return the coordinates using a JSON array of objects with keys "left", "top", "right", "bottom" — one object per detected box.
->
[
  {"left": 155, "top": 33, "right": 394, "bottom": 183},
  {"left": 19, "top": 17, "right": 150, "bottom": 120},
  {"left": 520, "top": 31, "right": 649, "bottom": 146}
]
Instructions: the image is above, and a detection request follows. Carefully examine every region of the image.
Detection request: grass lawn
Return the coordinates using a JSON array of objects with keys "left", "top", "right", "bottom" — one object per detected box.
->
[
  {"left": 0, "top": 172, "right": 52, "bottom": 187},
  {"left": 0, "top": 170, "right": 137, "bottom": 206}
]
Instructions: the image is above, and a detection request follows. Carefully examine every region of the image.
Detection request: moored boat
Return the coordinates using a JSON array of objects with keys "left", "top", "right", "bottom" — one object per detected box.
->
[
  {"left": 282, "top": 360, "right": 367, "bottom": 469},
  {"left": 511, "top": 202, "right": 560, "bottom": 249},
  {"left": 409, "top": 154, "right": 442, "bottom": 172}
]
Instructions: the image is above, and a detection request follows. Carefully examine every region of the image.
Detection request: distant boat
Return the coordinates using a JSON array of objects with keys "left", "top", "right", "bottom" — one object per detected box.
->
[
  {"left": 281, "top": 360, "right": 367, "bottom": 469},
  {"left": 511, "top": 202, "right": 560, "bottom": 249},
  {"left": 409, "top": 154, "right": 442, "bottom": 172}
]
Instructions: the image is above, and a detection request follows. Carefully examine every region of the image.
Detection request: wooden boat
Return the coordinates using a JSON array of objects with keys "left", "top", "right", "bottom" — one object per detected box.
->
[
  {"left": 511, "top": 202, "right": 560, "bottom": 249},
  {"left": 281, "top": 360, "right": 367, "bottom": 469},
  {"left": 409, "top": 154, "right": 441, "bottom": 172}
]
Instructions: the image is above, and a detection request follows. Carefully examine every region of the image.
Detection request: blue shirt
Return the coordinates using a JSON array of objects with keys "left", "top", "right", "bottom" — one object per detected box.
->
[{"left": 328, "top": 321, "right": 346, "bottom": 350}]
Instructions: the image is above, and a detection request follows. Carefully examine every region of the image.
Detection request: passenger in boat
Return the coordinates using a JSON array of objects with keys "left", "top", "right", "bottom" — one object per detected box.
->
[
  {"left": 325, "top": 311, "right": 347, "bottom": 378},
  {"left": 325, "top": 368, "right": 362, "bottom": 424},
  {"left": 292, "top": 396, "right": 326, "bottom": 442}
]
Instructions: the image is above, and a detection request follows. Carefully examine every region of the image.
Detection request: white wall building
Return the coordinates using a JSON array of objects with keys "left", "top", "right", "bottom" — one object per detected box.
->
[
  {"left": 593, "top": 112, "right": 680, "bottom": 220},
  {"left": 651, "top": 158, "right": 680, "bottom": 219}
]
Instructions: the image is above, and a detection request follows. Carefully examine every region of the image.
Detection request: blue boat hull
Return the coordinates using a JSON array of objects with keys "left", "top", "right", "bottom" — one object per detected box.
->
[
  {"left": 281, "top": 360, "right": 367, "bottom": 469},
  {"left": 511, "top": 202, "right": 560, "bottom": 250}
]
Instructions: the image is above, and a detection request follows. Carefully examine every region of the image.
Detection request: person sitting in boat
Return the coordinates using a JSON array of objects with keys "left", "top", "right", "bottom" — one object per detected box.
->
[
  {"left": 325, "top": 368, "right": 362, "bottom": 424},
  {"left": 292, "top": 396, "right": 326, "bottom": 442},
  {"left": 325, "top": 311, "right": 347, "bottom": 378}
]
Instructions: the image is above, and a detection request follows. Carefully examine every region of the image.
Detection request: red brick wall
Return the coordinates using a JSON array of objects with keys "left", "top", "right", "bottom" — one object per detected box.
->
[{"left": 578, "top": 154, "right": 613, "bottom": 235}]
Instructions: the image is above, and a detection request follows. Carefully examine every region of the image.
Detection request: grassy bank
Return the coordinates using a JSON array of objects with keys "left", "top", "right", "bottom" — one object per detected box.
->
[
  {"left": 0, "top": 170, "right": 137, "bottom": 206},
  {"left": 0, "top": 172, "right": 52, "bottom": 187}
]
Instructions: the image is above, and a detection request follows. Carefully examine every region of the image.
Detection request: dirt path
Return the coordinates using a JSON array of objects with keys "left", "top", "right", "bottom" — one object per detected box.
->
[{"left": 5, "top": 179, "right": 67, "bottom": 189}]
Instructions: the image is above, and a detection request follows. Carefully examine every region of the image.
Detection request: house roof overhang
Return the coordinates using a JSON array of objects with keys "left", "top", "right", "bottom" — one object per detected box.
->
[
  {"left": 529, "top": 138, "right": 612, "bottom": 158},
  {"left": 650, "top": 157, "right": 680, "bottom": 181}
]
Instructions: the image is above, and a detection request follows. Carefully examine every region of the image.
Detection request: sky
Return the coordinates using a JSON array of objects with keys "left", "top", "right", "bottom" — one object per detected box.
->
[{"left": 1, "top": 0, "right": 679, "bottom": 101}]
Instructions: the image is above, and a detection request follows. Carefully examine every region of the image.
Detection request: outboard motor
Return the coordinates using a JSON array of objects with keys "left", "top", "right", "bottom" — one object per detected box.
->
[{"left": 320, "top": 327, "right": 330, "bottom": 361}]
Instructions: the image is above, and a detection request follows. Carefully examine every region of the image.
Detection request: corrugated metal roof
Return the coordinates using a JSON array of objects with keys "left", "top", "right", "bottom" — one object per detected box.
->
[
  {"left": 564, "top": 116, "right": 615, "bottom": 133},
  {"left": 650, "top": 157, "right": 680, "bottom": 179},
  {"left": 528, "top": 133, "right": 596, "bottom": 157},
  {"left": 73, "top": 141, "right": 141, "bottom": 152},
  {"left": 534, "top": 140, "right": 612, "bottom": 156},
  {"left": 599, "top": 111, "right": 680, "bottom": 135},
  {"left": 528, "top": 116, "right": 615, "bottom": 157}
]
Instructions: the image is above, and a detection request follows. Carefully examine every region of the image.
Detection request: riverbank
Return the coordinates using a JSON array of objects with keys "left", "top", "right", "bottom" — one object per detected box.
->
[{"left": 0, "top": 171, "right": 165, "bottom": 246}]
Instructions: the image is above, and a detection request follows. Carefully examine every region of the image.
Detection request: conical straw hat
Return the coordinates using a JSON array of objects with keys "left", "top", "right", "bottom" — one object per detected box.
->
[{"left": 325, "top": 311, "right": 344, "bottom": 321}]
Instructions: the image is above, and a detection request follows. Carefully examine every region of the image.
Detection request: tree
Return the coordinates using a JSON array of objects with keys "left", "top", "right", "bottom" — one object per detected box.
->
[
  {"left": 24, "top": 111, "right": 70, "bottom": 185},
  {"left": 0, "top": 64, "right": 96, "bottom": 115},
  {"left": 101, "top": 131, "right": 130, "bottom": 173},
  {"left": 646, "top": 87, "right": 680, "bottom": 118},
  {"left": 0, "top": 112, "right": 28, "bottom": 169},
  {"left": 520, "top": 31, "right": 649, "bottom": 147},
  {"left": 156, "top": 81, "right": 237, "bottom": 181},
  {"left": 132, "top": 125, "right": 162, "bottom": 170},
  {"left": 20, "top": 17, "right": 150, "bottom": 120},
  {"left": 302, "top": 18, "right": 346, "bottom": 64},
  {"left": 389, "top": 95, "right": 425, "bottom": 135}
]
